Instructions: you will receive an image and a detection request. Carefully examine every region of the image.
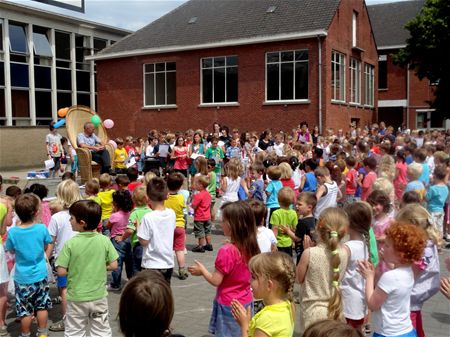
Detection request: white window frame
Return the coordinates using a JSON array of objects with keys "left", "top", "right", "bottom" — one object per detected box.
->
[
  {"left": 349, "top": 58, "right": 361, "bottom": 104},
  {"left": 352, "top": 11, "right": 358, "bottom": 47},
  {"left": 364, "top": 63, "right": 374, "bottom": 107},
  {"left": 331, "top": 51, "right": 346, "bottom": 102},
  {"left": 143, "top": 61, "right": 176, "bottom": 108},
  {"left": 200, "top": 55, "right": 238, "bottom": 104}
]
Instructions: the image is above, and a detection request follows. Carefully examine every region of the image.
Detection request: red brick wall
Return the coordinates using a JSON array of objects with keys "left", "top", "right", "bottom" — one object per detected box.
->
[{"left": 378, "top": 53, "right": 407, "bottom": 100}]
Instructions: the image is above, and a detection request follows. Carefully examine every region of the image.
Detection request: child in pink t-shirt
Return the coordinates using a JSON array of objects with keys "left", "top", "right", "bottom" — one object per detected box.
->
[
  {"left": 188, "top": 201, "right": 260, "bottom": 337},
  {"left": 394, "top": 150, "right": 408, "bottom": 201},
  {"left": 361, "top": 157, "right": 378, "bottom": 201},
  {"left": 107, "top": 189, "right": 133, "bottom": 290}
]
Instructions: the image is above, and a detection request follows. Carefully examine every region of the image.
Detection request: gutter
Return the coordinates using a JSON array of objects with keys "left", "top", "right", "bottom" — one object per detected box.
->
[{"left": 317, "top": 35, "right": 323, "bottom": 133}]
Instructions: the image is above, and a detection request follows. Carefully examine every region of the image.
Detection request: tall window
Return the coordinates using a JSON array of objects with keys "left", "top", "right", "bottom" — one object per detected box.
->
[
  {"left": 266, "top": 50, "right": 308, "bottom": 101},
  {"left": 144, "top": 62, "right": 176, "bottom": 106},
  {"left": 331, "top": 51, "right": 345, "bottom": 102},
  {"left": 352, "top": 11, "right": 358, "bottom": 47},
  {"left": 201, "top": 56, "right": 237, "bottom": 103},
  {"left": 378, "top": 55, "right": 387, "bottom": 89},
  {"left": 350, "top": 58, "right": 361, "bottom": 104},
  {"left": 364, "top": 63, "right": 375, "bottom": 106}
]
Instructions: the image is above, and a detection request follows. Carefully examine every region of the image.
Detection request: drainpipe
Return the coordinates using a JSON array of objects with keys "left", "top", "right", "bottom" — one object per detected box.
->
[
  {"left": 406, "top": 63, "right": 410, "bottom": 129},
  {"left": 317, "top": 36, "right": 323, "bottom": 133}
]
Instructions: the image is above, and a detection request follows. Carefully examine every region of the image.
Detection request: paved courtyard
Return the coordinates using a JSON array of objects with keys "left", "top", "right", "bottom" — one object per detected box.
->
[{"left": 1, "top": 175, "right": 450, "bottom": 336}]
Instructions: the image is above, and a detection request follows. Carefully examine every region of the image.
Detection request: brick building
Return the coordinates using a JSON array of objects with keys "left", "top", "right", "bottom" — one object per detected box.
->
[
  {"left": 91, "top": 0, "right": 378, "bottom": 137},
  {"left": 368, "top": 0, "right": 442, "bottom": 130}
]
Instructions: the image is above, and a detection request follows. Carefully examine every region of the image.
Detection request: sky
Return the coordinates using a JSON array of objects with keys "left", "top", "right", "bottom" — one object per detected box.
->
[{"left": 6, "top": 0, "right": 414, "bottom": 31}]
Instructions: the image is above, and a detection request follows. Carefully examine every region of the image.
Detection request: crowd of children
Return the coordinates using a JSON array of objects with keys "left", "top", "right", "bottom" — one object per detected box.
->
[{"left": 1, "top": 122, "right": 450, "bottom": 337}]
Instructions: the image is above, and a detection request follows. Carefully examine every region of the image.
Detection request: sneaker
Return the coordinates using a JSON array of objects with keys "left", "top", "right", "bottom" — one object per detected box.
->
[
  {"left": 178, "top": 268, "right": 189, "bottom": 280},
  {"left": 52, "top": 295, "right": 62, "bottom": 304},
  {"left": 204, "top": 244, "right": 213, "bottom": 251},
  {"left": 107, "top": 284, "right": 122, "bottom": 292},
  {"left": 0, "top": 326, "right": 7, "bottom": 336},
  {"left": 49, "top": 319, "right": 65, "bottom": 332},
  {"left": 192, "top": 245, "right": 205, "bottom": 253}
]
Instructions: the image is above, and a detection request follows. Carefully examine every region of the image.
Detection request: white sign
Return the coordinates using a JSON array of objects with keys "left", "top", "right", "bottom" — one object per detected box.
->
[{"left": 32, "top": 0, "right": 85, "bottom": 12}]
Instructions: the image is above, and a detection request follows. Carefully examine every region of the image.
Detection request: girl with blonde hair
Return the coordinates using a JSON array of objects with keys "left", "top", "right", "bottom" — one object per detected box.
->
[{"left": 296, "top": 207, "right": 349, "bottom": 333}]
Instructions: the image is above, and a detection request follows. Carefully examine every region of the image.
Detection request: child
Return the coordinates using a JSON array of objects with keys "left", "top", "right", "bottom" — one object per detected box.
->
[
  {"left": 226, "top": 138, "right": 241, "bottom": 160},
  {"left": 231, "top": 252, "right": 295, "bottom": 337},
  {"left": 292, "top": 192, "right": 317, "bottom": 264},
  {"left": 188, "top": 201, "right": 260, "bottom": 337},
  {"left": 119, "top": 270, "right": 186, "bottom": 337},
  {"left": 126, "top": 167, "right": 142, "bottom": 192},
  {"left": 191, "top": 176, "right": 212, "bottom": 253},
  {"left": 107, "top": 189, "right": 133, "bottom": 291},
  {"left": 137, "top": 177, "right": 176, "bottom": 283},
  {"left": 171, "top": 136, "right": 189, "bottom": 177},
  {"left": 395, "top": 204, "right": 441, "bottom": 337},
  {"left": 56, "top": 200, "right": 118, "bottom": 337},
  {"left": 207, "top": 159, "right": 217, "bottom": 219},
  {"left": 46, "top": 179, "right": 82, "bottom": 332},
  {"left": 405, "top": 162, "right": 426, "bottom": 201},
  {"left": 426, "top": 165, "right": 449, "bottom": 239},
  {"left": 248, "top": 199, "right": 277, "bottom": 253},
  {"left": 84, "top": 179, "right": 100, "bottom": 204},
  {"left": 279, "top": 162, "right": 296, "bottom": 195},
  {"left": 413, "top": 148, "right": 430, "bottom": 187},
  {"left": 303, "top": 320, "right": 364, "bottom": 337},
  {"left": 98, "top": 173, "right": 115, "bottom": 236},
  {"left": 300, "top": 159, "right": 317, "bottom": 193},
  {"left": 296, "top": 207, "right": 349, "bottom": 333},
  {"left": 0, "top": 177, "right": 11, "bottom": 336},
  {"left": 342, "top": 202, "right": 374, "bottom": 331},
  {"left": 164, "top": 172, "right": 189, "bottom": 279},
  {"left": 314, "top": 167, "right": 340, "bottom": 219},
  {"left": 6, "top": 194, "right": 53, "bottom": 337},
  {"left": 265, "top": 165, "right": 283, "bottom": 225},
  {"left": 270, "top": 187, "right": 298, "bottom": 256},
  {"left": 205, "top": 137, "right": 225, "bottom": 191},
  {"left": 344, "top": 156, "right": 358, "bottom": 205},
  {"left": 24, "top": 183, "right": 51, "bottom": 227},
  {"left": 247, "top": 165, "right": 265, "bottom": 201},
  {"left": 394, "top": 150, "right": 408, "bottom": 202},
  {"left": 361, "top": 157, "right": 378, "bottom": 201},
  {"left": 221, "top": 159, "right": 246, "bottom": 203},
  {"left": 359, "top": 222, "right": 426, "bottom": 337},
  {"left": 122, "top": 186, "right": 151, "bottom": 276},
  {"left": 114, "top": 138, "right": 128, "bottom": 174}
]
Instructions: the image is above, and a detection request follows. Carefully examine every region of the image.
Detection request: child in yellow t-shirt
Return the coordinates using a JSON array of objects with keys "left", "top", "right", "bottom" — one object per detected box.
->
[
  {"left": 98, "top": 173, "right": 115, "bottom": 236},
  {"left": 114, "top": 138, "right": 128, "bottom": 174},
  {"left": 164, "top": 172, "right": 188, "bottom": 280},
  {"left": 85, "top": 179, "right": 101, "bottom": 205}
]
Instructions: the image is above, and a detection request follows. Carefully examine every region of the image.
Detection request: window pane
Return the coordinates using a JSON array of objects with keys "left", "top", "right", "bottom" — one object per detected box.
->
[
  {"left": 33, "top": 32, "right": 52, "bottom": 57},
  {"left": 144, "top": 73, "right": 154, "bottom": 106},
  {"left": 295, "top": 50, "right": 308, "bottom": 61},
  {"left": 166, "top": 62, "right": 176, "bottom": 71},
  {"left": 227, "top": 56, "right": 237, "bottom": 66},
  {"left": 202, "top": 58, "right": 212, "bottom": 69},
  {"left": 0, "top": 24, "right": 3, "bottom": 51},
  {"left": 11, "top": 90, "right": 29, "bottom": 118},
  {"left": 202, "top": 69, "right": 212, "bottom": 103},
  {"left": 226, "top": 67, "right": 238, "bottom": 102},
  {"left": 57, "top": 92, "right": 72, "bottom": 109},
  {"left": 295, "top": 62, "right": 308, "bottom": 99},
  {"left": 35, "top": 91, "right": 52, "bottom": 118},
  {"left": 75, "top": 35, "right": 87, "bottom": 63},
  {"left": 145, "top": 64, "right": 154, "bottom": 73},
  {"left": 378, "top": 60, "right": 387, "bottom": 89},
  {"left": 77, "top": 70, "right": 90, "bottom": 92},
  {"left": 267, "top": 52, "right": 279, "bottom": 63},
  {"left": 94, "top": 38, "right": 107, "bottom": 53},
  {"left": 10, "top": 63, "right": 29, "bottom": 87},
  {"left": 55, "top": 31, "right": 70, "bottom": 60},
  {"left": 280, "top": 63, "right": 293, "bottom": 100},
  {"left": 281, "top": 51, "right": 294, "bottom": 62},
  {"left": 214, "top": 57, "right": 225, "bottom": 67},
  {"left": 0, "top": 62, "right": 4, "bottom": 87},
  {"left": 0, "top": 89, "right": 5, "bottom": 118},
  {"left": 213, "top": 68, "right": 225, "bottom": 102},
  {"left": 57, "top": 68, "right": 71, "bottom": 90},
  {"left": 77, "top": 93, "right": 90, "bottom": 106},
  {"left": 9, "top": 24, "right": 28, "bottom": 54},
  {"left": 155, "top": 73, "right": 165, "bottom": 105},
  {"left": 166, "top": 71, "right": 176, "bottom": 105},
  {"left": 34, "top": 66, "right": 51, "bottom": 89},
  {"left": 155, "top": 63, "right": 165, "bottom": 72},
  {"left": 267, "top": 63, "right": 279, "bottom": 100}
]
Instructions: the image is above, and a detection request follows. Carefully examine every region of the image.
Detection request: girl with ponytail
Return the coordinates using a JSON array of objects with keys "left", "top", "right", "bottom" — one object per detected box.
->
[{"left": 296, "top": 207, "right": 349, "bottom": 333}]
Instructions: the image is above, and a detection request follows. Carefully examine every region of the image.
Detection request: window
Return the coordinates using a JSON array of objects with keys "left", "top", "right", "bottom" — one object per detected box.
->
[
  {"left": 94, "top": 38, "right": 107, "bottom": 53},
  {"left": 55, "top": 31, "right": 70, "bottom": 61},
  {"left": 266, "top": 50, "right": 308, "bottom": 101},
  {"left": 378, "top": 55, "right": 387, "bottom": 89},
  {"left": 144, "top": 62, "right": 176, "bottom": 106},
  {"left": 201, "top": 56, "right": 238, "bottom": 103},
  {"left": 0, "top": 20, "right": 3, "bottom": 52},
  {"left": 33, "top": 28, "right": 52, "bottom": 58},
  {"left": 349, "top": 58, "right": 361, "bottom": 104},
  {"left": 352, "top": 11, "right": 358, "bottom": 47},
  {"left": 9, "top": 23, "right": 28, "bottom": 54},
  {"left": 75, "top": 35, "right": 90, "bottom": 70},
  {"left": 331, "top": 51, "right": 345, "bottom": 102},
  {"left": 364, "top": 63, "right": 375, "bottom": 106}
]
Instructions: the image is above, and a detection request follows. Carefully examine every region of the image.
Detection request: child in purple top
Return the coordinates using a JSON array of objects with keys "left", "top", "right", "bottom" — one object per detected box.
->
[
  {"left": 107, "top": 190, "right": 133, "bottom": 290},
  {"left": 188, "top": 201, "right": 260, "bottom": 337}
]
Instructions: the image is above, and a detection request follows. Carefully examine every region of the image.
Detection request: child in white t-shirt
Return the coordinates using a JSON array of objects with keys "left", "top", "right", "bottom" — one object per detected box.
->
[
  {"left": 248, "top": 200, "right": 276, "bottom": 253},
  {"left": 359, "top": 222, "right": 427, "bottom": 337}
]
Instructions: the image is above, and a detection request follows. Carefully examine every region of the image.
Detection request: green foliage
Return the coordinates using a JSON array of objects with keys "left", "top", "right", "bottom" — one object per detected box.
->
[{"left": 394, "top": 0, "right": 450, "bottom": 117}]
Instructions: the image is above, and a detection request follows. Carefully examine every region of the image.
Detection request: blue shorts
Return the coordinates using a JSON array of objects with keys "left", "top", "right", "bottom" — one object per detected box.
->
[
  {"left": 15, "top": 279, "right": 52, "bottom": 317},
  {"left": 374, "top": 329, "right": 417, "bottom": 337},
  {"left": 57, "top": 275, "right": 67, "bottom": 288}
]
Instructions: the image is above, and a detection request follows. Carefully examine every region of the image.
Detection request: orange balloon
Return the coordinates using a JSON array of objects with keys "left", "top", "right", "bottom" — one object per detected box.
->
[{"left": 57, "top": 107, "right": 69, "bottom": 118}]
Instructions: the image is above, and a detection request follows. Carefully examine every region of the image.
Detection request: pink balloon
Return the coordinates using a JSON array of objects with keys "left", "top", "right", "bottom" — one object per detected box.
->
[
  {"left": 103, "top": 119, "right": 114, "bottom": 129},
  {"left": 108, "top": 140, "right": 117, "bottom": 149}
]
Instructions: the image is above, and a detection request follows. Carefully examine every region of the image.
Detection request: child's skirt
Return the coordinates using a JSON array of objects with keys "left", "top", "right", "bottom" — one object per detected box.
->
[{"left": 208, "top": 300, "right": 252, "bottom": 337}]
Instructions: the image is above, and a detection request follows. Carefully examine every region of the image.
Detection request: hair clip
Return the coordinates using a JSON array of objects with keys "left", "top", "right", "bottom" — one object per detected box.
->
[
  {"left": 331, "top": 250, "right": 339, "bottom": 255},
  {"left": 332, "top": 281, "right": 339, "bottom": 287},
  {"left": 330, "top": 231, "right": 338, "bottom": 238},
  {"left": 333, "top": 268, "right": 340, "bottom": 273}
]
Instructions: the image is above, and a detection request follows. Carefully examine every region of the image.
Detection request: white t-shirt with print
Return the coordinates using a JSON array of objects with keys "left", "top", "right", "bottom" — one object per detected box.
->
[
  {"left": 138, "top": 208, "right": 176, "bottom": 269},
  {"left": 48, "top": 210, "right": 77, "bottom": 258},
  {"left": 257, "top": 226, "right": 277, "bottom": 253}
]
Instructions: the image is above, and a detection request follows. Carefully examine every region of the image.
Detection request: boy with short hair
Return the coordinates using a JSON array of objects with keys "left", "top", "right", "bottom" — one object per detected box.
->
[
  {"left": 164, "top": 173, "right": 189, "bottom": 280},
  {"left": 314, "top": 166, "right": 340, "bottom": 218},
  {"left": 191, "top": 176, "right": 212, "bottom": 253},
  {"left": 137, "top": 177, "right": 176, "bottom": 283},
  {"left": 248, "top": 164, "right": 265, "bottom": 201},
  {"left": 126, "top": 167, "right": 142, "bottom": 192},
  {"left": 56, "top": 200, "right": 118, "bottom": 337},
  {"left": 405, "top": 162, "right": 426, "bottom": 201},
  {"left": 426, "top": 165, "right": 449, "bottom": 239},
  {"left": 6, "top": 194, "right": 53, "bottom": 337}
]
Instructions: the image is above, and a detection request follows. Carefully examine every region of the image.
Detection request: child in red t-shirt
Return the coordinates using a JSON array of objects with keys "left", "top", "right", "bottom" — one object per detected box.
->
[{"left": 191, "top": 176, "right": 212, "bottom": 253}]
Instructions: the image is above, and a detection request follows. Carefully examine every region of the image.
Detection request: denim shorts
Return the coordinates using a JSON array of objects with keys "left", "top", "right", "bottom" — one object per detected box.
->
[
  {"left": 374, "top": 329, "right": 417, "bottom": 337},
  {"left": 15, "top": 279, "right": 52, "bottom": 317},
  {"left": 208, "top": 300, "right": 252, "bottom": 337}
]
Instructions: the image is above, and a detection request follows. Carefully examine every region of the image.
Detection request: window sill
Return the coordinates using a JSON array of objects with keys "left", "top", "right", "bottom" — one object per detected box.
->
[
  {"left": 349, "top": 102, "right": 362, "bottom": 107},
  {"left": 363, "top": 105, "right": 375, "bottom": 109},
  {"left": 142, "top": 105, "right": 177, "bottom": 110},
  {"left": 198, "top": 103, "right": 240, "bottom": 108},
  {"left": 263, "top": 100, "right": 310, "bottom": 106},
  {"left": 378, "top": 88, "right": 388, "bottom": 91},
  {"left": 331, "top": 100, "right": 347, "bottom": 105}
]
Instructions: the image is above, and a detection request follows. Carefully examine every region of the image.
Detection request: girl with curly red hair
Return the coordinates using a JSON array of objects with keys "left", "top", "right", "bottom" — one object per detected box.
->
[{"left": 358, "top": 222, "right": 426, "bottom": 337}]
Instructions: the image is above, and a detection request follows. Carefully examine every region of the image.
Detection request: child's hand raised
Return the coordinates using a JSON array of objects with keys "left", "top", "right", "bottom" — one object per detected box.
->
[
  {"left": 357, "top": 260, "right": 375, "bottom": 279},
  {"left": 440, "top": 277, "right": 450, "bottom": 300},
  {"left": 231, "top": 299, "right": 251, "bottom": 330},
  {"left": 188, "top": 260, "right": 205, "bottom": 276}
]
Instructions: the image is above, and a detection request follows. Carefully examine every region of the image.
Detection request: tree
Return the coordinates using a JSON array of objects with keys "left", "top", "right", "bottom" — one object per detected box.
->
[{"left": 394, "top": 0, "right": 450, "bottom": 123}]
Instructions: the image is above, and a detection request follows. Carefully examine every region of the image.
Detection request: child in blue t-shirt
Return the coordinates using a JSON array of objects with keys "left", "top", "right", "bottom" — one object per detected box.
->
[
  {"left": 265, "top": 165, "right": 283, "bottom": 227},
  {"left": 6, "top": 194, "right": 52, "bottom": 337},
  {"left": 426, "top": 165, "right": 449, "bottom": 239}
]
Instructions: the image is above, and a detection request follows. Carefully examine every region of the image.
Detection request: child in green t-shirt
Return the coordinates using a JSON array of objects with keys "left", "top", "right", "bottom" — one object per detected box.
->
[
  {"left": 56, "top": 200, "right": 118, "bottom": 337},
  {"left": 270, "top": 187, "right": 298, "bottom": 256},
  {"left": 207, "top": 159, "right": 217, "bottom": 220},
  {"left": 205, "top": 137, "right": 224, "bottom": 192}
]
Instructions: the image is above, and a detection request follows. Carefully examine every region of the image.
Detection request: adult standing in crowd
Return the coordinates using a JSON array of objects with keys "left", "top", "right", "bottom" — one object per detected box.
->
[{"left": 77, "top": 122, "right": 111, "bottom": 174}]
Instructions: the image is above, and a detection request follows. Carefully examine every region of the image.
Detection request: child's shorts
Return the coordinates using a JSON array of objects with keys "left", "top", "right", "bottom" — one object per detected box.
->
[
  {"left": 57, "top": 275, "right": 68, "bottom": 288},
  {"left": 373, "top": 329, "right": 417, "bottom": 337},
  {"left": 208, "top": 299, "right": 252, "bottom": 337},
  {"left": 194, "top": 220, "right": 212, "bottom": 238},
  {"left": 173, "top": 227, "right": 186, "bottom": 251},
  {"left": 15, "top": 279, "right": 52, "bottom": 317}
]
